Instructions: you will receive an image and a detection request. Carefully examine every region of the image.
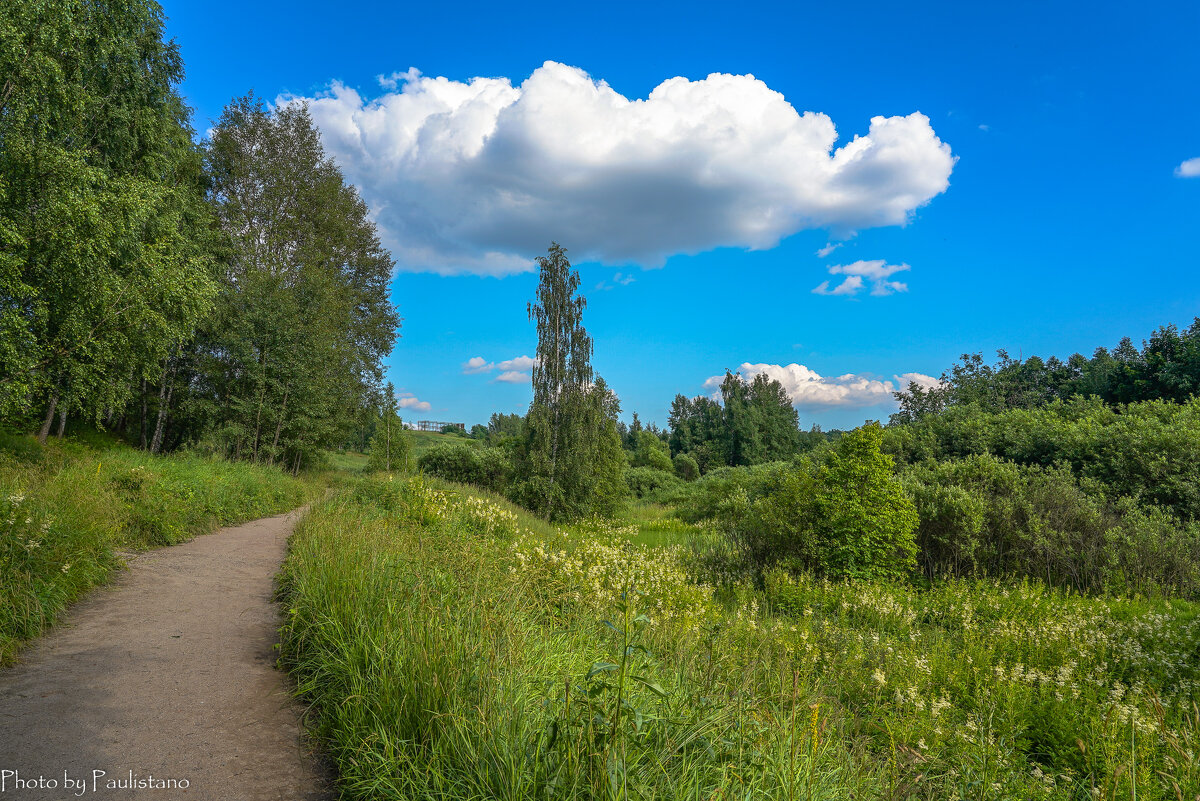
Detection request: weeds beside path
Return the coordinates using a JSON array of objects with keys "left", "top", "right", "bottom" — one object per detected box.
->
[{"left": 0, "top": 509, "right": 330, "bottom": 801}]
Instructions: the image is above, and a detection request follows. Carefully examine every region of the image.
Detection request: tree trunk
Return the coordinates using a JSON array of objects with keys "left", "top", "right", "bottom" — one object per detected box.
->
[
  {"left": 37, "top": 388, "right": 60, "bottom": 445},
  {"left": 55, "top": 406, "right": 67, "bottom": 438},
  {"left": 150, "top": 373, "right": 175, "bottom": 454},
  {"left": 140, "top": 379, "right": 148, "bottom": 450},
  {"left": 252, "top": 349, "right": 268, "bottom": 462},
  {"left": 270, "top": 383, "right": 291, "bottom": 457}
]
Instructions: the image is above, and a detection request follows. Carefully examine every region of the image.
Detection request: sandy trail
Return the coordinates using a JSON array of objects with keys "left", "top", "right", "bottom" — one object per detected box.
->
[{"left": 0, "top": 510, "right": 329, "bottom": 800}]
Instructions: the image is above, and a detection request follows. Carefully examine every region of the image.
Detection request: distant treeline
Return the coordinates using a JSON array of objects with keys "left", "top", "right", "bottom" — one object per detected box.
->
[
  {"left": 893, "top": 318, "right": 1200, "bottom": 421},
  {"left": 0, "top": 2, "right": 398, "bottom": 469}
]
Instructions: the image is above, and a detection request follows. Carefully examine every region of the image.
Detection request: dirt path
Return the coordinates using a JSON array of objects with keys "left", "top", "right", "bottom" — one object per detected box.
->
[{"left": 0, "top": 510, "right": 330, "bottom": 800}]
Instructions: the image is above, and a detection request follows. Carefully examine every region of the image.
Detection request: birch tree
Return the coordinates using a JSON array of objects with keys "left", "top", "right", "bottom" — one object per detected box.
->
[{"left": 512, "top": 243, "right": 625, "bottom": 519}]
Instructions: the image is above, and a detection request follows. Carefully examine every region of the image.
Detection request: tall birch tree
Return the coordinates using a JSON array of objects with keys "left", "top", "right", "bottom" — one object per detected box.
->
[{"left": 512, "top": 243, "right": 625, "bottom": 519}]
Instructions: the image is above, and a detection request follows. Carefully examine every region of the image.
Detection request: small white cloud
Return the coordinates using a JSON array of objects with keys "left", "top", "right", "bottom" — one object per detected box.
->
[
  {"left": 871, "top": 279, "right": 908, "bottom": 296},
  {"left": 497, "top": 355, "right": 538, "bottom": 371},
  {"left": 286, "top": 62, "right": 956, "bottom": 275},
  {"left": 462, "top": 356, "right": 494, "bottom": 374},
  {"left": 812, "top": 275, "right": 864, "bottom": 296},
  {"left": 816, "top": 242, "right": 842, "bottom": 258},
  {"left": 396, "top": 392, "right": 432, "bottom": 412},
  {"left": 465, "top": 354, "right": 538, "bottom": 378},
  {"left": 1176, "top": 157, "right": 1200, "bottom": 178},
  {"left": 707, "top": 363, "right": 940, "bottom": 410},
  {"left": 815, "top": 259, "right": 911, "bottom": 297},
  {"left": 978, "top": 124, "right": 990, "bottom": 132}
]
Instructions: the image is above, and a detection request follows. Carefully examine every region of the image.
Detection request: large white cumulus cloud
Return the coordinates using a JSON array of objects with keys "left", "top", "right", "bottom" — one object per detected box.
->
[
  {"left": 284, "top": 62, "right": 956, "bottom": 275},
  {"left": 707, "top": 363, "right": 941, "bottom": 410}
]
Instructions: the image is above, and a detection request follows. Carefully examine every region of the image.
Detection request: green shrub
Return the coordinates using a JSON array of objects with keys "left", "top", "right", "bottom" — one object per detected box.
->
[
  {"left": 720, "top": 424, "right": 918, "bottom": 581},
  {"left": 902, "top": 454, "right": 1200, "bottom": 597},
  {"left": 629, "top": 430, "right": 673, "bottom": 473},
  {"left": 887, "top": 397, "right": 1200, "bottom": 521},
  {"left": 418, "top": 443, "right": 512, "bottom": 494},
  {"left": 624, "top": 466, "right": 684, "bottom": 501},
  {"left": 673, "top": 460, "right": 793, "bottom": 523},
  {"left": 672, "top": 452, "right": 699, "bottom": 481}
]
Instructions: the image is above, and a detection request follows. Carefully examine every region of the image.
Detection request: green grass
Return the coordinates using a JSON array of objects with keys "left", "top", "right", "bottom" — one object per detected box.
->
[
  {"left": 406, "top": 429, "right": 479, "bottom": 461},
  {"left": 616, "top": 501, "right": 703, "bottom": 548},
  {"left": 278, "top": 475, "right": 1200, "bottom": 800},
  {"left": 0, "top": 433, "right": 323, "bottom": 664},
  {"left": 325, "top": 449, "right": 370, "bottom": 474}
]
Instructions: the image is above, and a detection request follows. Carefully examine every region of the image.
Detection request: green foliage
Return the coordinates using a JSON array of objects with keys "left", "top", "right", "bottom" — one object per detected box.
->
[
  {"left": 0, "top": 0, "right": 216, "bottom": 431},
  {"left": 673, "top": 460, "right": 794, "bottom": 523},
  {"left": 511, "top": 244, "right": 627, "bottom": 520},
  {"left": 418, "top": 443, "right": 512, "bottom": 494},
  {"left": 892, "top": 317, "right": 1200, "bottom": 420},
  {"left": 668, "top": 371, "right": 802, "bottom": 469},
  {"left": 902, "top": 455, "right": 1200, "bottom": 597},
  {"left": 0, "top": 434, "right": 319, "bottom": 663},
  {"left": 672, "top": 451, "right": 699, "bottom": 481},
  {"left": 887, "top": 396, "right": 1200, "bottom": 521},
  {"left": 624, "top": 466, "right": 685, "bottom": 501},
  {"left": 364, "top": 381, "right": 410, "bottom": 473},
  {"left": 180, "top": 94, "right": 399, "bottom": 469},
  {"left": 486, "top": 412, "right": 524, "bottom": 443},
  {"left": 628, "top": 429, "right": 672, "bottom": 472},
  {"left": 725, "top": 424, "right": 917, "bottom": 580}
]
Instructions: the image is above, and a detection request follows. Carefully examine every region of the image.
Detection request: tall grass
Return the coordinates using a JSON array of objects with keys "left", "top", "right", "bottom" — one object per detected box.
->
[
  {"left": 279, "top": 475, "right": 1200, "bottom": 799},
  {"left": 0, "top": 433, "right": 322, "bottom": 663}
]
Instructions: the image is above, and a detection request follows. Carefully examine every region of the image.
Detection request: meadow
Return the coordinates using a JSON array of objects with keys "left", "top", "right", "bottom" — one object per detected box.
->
[
  {"left": 0, "top": 432, "right": 323, "bottom": 664},
  {"left": 277, "top": 473, "right": 1200, "bottom": 800}
]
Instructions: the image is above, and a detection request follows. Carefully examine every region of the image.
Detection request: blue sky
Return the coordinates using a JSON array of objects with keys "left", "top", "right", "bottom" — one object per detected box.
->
[{"left": 164, "top": 0, "right": 1199, "bottom": 430}]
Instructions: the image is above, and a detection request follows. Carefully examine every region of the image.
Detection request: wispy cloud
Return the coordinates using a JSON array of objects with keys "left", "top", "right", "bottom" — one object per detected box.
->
[
  {"left": 595, "top": 272, "right": 638, "bottom": 291},
  {"left": 812, "top": 260, "right": 911, "bottom": 297},
  {"left": 463, "top": 354, "right": 538, "bottom": 383}
]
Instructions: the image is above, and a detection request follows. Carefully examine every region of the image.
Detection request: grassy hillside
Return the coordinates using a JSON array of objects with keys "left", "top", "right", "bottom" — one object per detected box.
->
[
  {"left": 0, "top": 432, "right": 323, "bottom": 663},
  {"left": 278, "top": 474, "right": 1200, "bottom": 800},
  {"left": 406, "top": 430, "right": 480, "bottom": 461}
]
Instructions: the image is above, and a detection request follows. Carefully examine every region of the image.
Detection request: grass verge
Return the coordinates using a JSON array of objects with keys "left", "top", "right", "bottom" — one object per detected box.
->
[{"left": 0, "top": 432, "right": 323, "bottom": 664}]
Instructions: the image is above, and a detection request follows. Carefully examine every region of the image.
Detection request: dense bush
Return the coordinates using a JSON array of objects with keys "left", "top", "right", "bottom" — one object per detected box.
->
[
  {"left": 417, "top": 443, "right": 512, "bottom": 494},
  {"left": 902, "top": 455, "right": 1200, "bottom": 597},
  {"left": 673, "top": 452, "right": 699, "bottom": 481},
  {"left": 624, "top": 466, "right": 684, "bottom": 501},
  {"left": 672, "top": 460, "right": 793, "bottom": 523},
  {"left": 886, "top": 397, "right": 1200, "bottom": 520},
  {"left": 708, "top": 425, "right": 918, "bottom": 581},
  {"left": 629, "top": 430, "right": 673, "bottom": 472}
]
